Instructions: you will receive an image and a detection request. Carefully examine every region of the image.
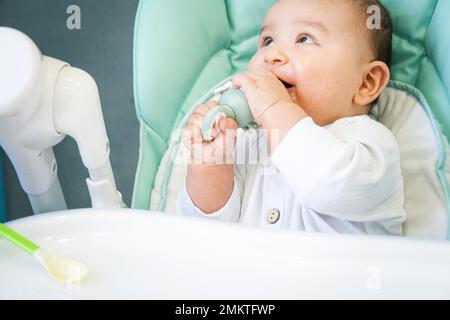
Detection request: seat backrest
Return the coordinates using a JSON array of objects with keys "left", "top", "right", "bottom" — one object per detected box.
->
[{"left": 132, "top": 0, "right": 450, "bottom": 210}]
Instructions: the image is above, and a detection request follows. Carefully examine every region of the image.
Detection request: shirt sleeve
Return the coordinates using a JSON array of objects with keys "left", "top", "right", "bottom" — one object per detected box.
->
[
  {"left": 271, "top": 116, "right": 404, "bottom": 222},
  {"left": 175, "top": 176, "right": 241, "bottom": 223}
]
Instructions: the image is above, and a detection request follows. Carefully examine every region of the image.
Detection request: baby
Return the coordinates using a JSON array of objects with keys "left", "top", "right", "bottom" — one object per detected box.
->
[{"left": 176, "top": 0, "right": 406, "bottom": 235}]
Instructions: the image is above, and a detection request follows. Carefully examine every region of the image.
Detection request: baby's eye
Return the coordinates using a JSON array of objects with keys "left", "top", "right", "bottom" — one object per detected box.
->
[
  {"left": 296, "top": 34, "right": 315, "bottom": 45},
  {"left": 262, "top": 37, "right": 274, "bottom": 47}
]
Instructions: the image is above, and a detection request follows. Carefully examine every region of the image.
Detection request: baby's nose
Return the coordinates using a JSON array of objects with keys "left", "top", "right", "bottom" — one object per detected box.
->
[{"left": 264, "top": 48, "right": 289, "bottom": 66}]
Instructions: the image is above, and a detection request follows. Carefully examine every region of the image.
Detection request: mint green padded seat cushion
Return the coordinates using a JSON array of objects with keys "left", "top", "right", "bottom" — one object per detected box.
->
[{"left": 132, "top": 0, "right": 450, "bottom": 210}]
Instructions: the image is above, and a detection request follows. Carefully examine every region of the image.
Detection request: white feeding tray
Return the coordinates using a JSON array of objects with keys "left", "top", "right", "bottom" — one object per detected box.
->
[{"left": 1, "top": 209, "right": 450, "bottom": 299}]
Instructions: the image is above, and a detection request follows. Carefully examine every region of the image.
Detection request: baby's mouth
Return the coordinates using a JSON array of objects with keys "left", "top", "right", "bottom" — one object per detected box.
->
[
  {"left": 281, "top": 80, "right": 294, "bottom": 89},
  {"left": 278, "top": 78, "right": 299, "bottom": 103},
  {"left": 275, "top": 75, "right": 298, "bottom": 102}
]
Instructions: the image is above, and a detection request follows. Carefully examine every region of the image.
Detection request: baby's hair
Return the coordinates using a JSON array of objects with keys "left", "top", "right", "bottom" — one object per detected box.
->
[{"left": 355, "top": 0, "right": 393, "bottom": 69}]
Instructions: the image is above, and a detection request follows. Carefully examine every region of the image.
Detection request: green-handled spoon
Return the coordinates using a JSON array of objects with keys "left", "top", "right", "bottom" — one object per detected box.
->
[{"left": 0, "top": 222, "right": 88, "bottom": 284}]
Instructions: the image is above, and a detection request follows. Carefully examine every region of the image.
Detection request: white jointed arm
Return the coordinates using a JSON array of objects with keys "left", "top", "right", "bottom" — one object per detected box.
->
[
  {"left": 53, "top": 66, "right": 125, "bottom": 209},
  {"left": 0, "top": 28, "right": 68, "bottom": 214},
  {"left": 0, "top": 27, "right": 125, "bottom": 213},
  {"left": 0, "top": 118, "right": 67, "bottom": 214}
]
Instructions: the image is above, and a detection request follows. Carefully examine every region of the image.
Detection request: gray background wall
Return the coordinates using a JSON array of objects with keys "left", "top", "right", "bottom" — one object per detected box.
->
[{"left": 0, "top": 0, "right": 141, "bottom": 221}]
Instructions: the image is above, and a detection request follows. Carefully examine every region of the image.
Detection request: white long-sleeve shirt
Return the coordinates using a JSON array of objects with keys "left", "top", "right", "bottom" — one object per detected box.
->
[{"left": 176, "top": 116, "right": 406, "bottom": 235}]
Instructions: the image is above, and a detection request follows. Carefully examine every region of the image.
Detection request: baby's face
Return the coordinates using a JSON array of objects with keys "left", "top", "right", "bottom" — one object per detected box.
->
[{"left": 248, "top": 0, "right": 372, "bottom": 125}]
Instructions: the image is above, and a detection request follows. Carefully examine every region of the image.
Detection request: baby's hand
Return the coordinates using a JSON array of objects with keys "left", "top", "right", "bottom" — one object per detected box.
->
[
  {"left": 182, "top": 100, "right": 238, "bottom": 165},
  {"left": 232, "top": 71, "right": 293, "bottom": 125}
]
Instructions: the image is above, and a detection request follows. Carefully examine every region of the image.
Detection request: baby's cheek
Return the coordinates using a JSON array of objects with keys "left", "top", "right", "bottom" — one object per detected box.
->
[
  {"left": 247, "top": 53, "right": 266, "bottom": 72},
  {"left": 296, "top": 77, "right": 338, "bottom": 117},
  {"left": 295, "top": 63, "right": 323, "bottom": 90},
  {"left": 299, "top": 83, "right": 327, "bottom": 107},
  {"left": 297, "top": 68, "right": 329, "bottom": 100}
]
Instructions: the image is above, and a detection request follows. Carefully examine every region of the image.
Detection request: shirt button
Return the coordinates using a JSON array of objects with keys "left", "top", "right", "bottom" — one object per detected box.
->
[{"left": 266, "top": 208, "right": 281, "bottom": 224}]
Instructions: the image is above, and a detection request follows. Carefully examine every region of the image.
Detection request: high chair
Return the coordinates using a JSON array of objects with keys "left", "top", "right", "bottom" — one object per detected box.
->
[{"left": 132, "top": 0, "right": 450, "bottom": 239}]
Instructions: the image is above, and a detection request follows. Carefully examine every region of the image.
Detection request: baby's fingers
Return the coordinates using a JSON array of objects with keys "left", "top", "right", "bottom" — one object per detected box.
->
[
  {"left": 232, "top": 73, "right": 257, "bottom": 93},
  {"left": 184, "top": 114, "right": 220, "bottom": 144},
  {"left": 187, "top": 112, "right": 207, "bottom": 128},
  {"left": 181, "top": 122, "right": 202, "bottom": 147},
  {"left": 191, "top": 100, "right": 219, "bottom": 116},
  {"left": 205, "top": 99, "right": 219, "bottom": 110},
  {"left": 218, "top": 117, "right": 238, "bottom": 132}
]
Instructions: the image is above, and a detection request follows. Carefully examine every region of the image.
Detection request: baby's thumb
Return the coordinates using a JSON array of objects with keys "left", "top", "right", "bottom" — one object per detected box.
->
[{"left": 218, "top": 118, "right": 238, "bottom": 133}]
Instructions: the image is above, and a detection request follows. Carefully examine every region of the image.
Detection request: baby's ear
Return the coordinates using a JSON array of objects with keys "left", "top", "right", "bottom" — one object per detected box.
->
[{"left": 353, "top": 61, "right": 390, "bottom": 106}]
